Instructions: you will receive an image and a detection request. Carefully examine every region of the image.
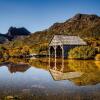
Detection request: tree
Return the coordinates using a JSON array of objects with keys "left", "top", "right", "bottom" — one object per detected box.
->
[{"left": 68, "top": 46, "right": 96, "bottom": 59}]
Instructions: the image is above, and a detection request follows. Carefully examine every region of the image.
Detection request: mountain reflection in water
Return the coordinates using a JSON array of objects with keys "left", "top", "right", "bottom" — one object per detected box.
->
[
  {"left": 0, "top": 62, "right": 30, "bottom": 73},
  {"left": 0, "top": 58, "right": 99, "bottom": 100}
]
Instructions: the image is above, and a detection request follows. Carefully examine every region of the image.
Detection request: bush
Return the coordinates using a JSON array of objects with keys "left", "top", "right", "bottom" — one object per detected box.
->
[
  {"left": 95, "top": 54, "right": 100, "bottom": 61},
  {"left": 68, "top": 46, "right": 96, "bottom": 59},
  {"left": 38, "top": 44, "right": 48, "bottom": 54}
]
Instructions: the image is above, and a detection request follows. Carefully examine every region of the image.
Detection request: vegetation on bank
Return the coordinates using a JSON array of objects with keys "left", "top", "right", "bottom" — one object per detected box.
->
[
  {"left": 68, "top": 46, "right": 96, "bottom": 59},
  {"left": 0, "top": 37, "right": 100, "bottom": 60},
  {"left": 0, "top": 40, "right": 48, "bottom": 58},
  {"left": 0, "top": 14, "right": 100, "bottom": 60}
]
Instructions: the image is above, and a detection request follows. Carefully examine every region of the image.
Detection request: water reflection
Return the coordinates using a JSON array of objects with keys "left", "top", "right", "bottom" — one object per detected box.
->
[
  {"left": 0, "top": 58, "right": 99, "bottom": 99},
  {"left": 49, "top": 58, "right": 100, "bottom": 85},
  {"left": 0, "top": 62, "right": 30, "bottom": 73},
  {"left": 49, "top": 58, "right": 83, "bottom": 81},
  {"left": 0, "top": 58, "right": 100, "bottom": 86}
]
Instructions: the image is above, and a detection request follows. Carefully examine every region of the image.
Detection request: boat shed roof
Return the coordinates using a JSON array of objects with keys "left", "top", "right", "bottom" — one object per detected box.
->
[{"left": 49, "top": 35, "right": 87, "bottom": 46}]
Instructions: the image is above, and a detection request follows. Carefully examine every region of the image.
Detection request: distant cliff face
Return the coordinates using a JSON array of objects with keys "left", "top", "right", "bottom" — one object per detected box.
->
[
  {"left": 7, "top": 27, "right": 31, "bottom": 40},
  {"left": 0, "top": 27, "right": 31, "bottom": 43}
]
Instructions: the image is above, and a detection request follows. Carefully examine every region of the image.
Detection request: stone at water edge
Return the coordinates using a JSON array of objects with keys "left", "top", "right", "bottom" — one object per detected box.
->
[
  {"left": 95, "top": 54, "right": 100, "bottom": 61},
  {"left": 5, "top": 96, "right": 20, "bottom": 100},
  {"left": 5, "top": 96, "right": 14, "bottom": 99}
]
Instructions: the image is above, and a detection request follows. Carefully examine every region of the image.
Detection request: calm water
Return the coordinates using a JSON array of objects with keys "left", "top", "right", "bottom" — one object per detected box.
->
[{"left": 0, "top": 58, "right": 100, "bottom": 100}]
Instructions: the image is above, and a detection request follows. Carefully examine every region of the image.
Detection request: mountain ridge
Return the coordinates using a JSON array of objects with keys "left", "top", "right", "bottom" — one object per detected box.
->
[
  {"left": 1, "top": 13, "right": 100, "bottom": 47},
  {"left": 0, "top": 13, "right": 100, "bottom": 55},
  {"left": 0, "top": 27, "right": 30, "bottom": 43},
  {"left": 48, "top": 13, "right": 100, "bottom": 36},
  {"left": 27, "top": 13, "right": 100, "bottom": 46}
]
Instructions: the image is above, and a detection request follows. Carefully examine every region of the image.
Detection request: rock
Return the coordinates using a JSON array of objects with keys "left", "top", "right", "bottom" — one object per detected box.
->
[
  {"left": 95, "top": 54, "right": 100, "bottom": 61},
  {"left": 5, "top": 96, "right": 14, "bottom": 99},
  {"left": 5, "top": 96, "right": 20, "bottom": 100}
]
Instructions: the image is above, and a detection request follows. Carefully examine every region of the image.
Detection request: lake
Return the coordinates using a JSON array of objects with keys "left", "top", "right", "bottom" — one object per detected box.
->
[{"left": 0, "top": 58, "right": 100, "bottom": 100}]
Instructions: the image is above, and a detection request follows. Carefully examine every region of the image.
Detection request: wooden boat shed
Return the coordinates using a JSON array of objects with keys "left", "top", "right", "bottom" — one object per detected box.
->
[{"left": 48, "top": 35, "right": 87, "bottom": 58}]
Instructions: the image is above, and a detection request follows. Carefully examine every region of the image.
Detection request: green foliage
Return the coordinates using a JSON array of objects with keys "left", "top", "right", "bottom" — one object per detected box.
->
[
  {"left": 0, "top": 46, "right": 6, "bottom": 51},
  {"left": 0, "top": 43, "right": 36, "bottom": 58},
  {"left": 38, "top": 44, "right": 48, "bottom": 53},
  {"left": 1, "top": 13, "right": 100, "bottom": 57},
  {"left": 84, "top": 37, "right": 100, "bottom": 46},
  {"left": 68, "top": 46, "right": 96, "bottom": 59}
]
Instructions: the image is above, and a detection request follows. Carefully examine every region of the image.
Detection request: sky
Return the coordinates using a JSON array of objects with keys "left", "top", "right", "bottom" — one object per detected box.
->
[{"left": 0, "top": 0, "right": 100, "bottom": 33}]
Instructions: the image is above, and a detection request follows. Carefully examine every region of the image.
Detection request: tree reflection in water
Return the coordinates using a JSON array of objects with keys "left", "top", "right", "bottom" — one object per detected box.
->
[
  {"left": 0, "top": 58, "right": 100, "bottom": 99},
  {"left": 49, "top": 58, "right": 100, "bottom": 86},
  {"left": 0, "top": 57, "right": 100, "bottom": 86}
]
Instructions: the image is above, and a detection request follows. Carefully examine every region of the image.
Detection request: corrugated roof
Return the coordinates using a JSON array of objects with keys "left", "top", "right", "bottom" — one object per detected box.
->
[{"left": 49, "top": 35, "right": 87, "bottom": 46}]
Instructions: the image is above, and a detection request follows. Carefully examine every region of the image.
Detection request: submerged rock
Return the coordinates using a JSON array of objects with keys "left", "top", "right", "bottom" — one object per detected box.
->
[
  {"left": 5, "top": 96, "right": 14, "bottom": 99},
  {"left": 5, "top": 96, "right": 20, "bottom": 100}
]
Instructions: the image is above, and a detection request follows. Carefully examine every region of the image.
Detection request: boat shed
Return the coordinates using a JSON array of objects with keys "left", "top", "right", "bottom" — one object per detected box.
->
[{"left": 48, "top": 35, "right": 87, "bottom": 58}]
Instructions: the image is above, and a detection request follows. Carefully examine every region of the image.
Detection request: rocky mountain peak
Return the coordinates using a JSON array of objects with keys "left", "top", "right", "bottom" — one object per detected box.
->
[{"left": 71, "top": 13, "right": 99, "bottom": 21}]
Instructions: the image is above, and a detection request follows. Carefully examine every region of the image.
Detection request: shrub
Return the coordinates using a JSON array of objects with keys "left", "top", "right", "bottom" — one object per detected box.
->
[
  {"left": 68, "top": 46, "right": 96, "bottom": 59},
  {"left": 38, "top": 44, "right": 48, "bottom": 53},
  {"left": 95, "top": 54, "right": 100, "bottom": 61}
]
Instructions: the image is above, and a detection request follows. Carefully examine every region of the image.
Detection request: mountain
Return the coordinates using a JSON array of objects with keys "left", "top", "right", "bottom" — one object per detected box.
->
[
  {"left": 0, "top": 33, "right": 9, "bottom": 43},
  {"left": 0, "top": 13, "right": 100, "bottom": 55},
  {"left": 25, "top": 13, "right": 100, "bottom": 46},
  {"left": 1, "top": 13, "right": 100, "bottom": 53},
  {"left": 6, "top": 27, "right": 31, "bottom": 40},
  {"left": 0, "top": 27, "right": 31, "bottom": 43},
  {"left": 48, "top": 13, "right": 100, "bottom": 37}
]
